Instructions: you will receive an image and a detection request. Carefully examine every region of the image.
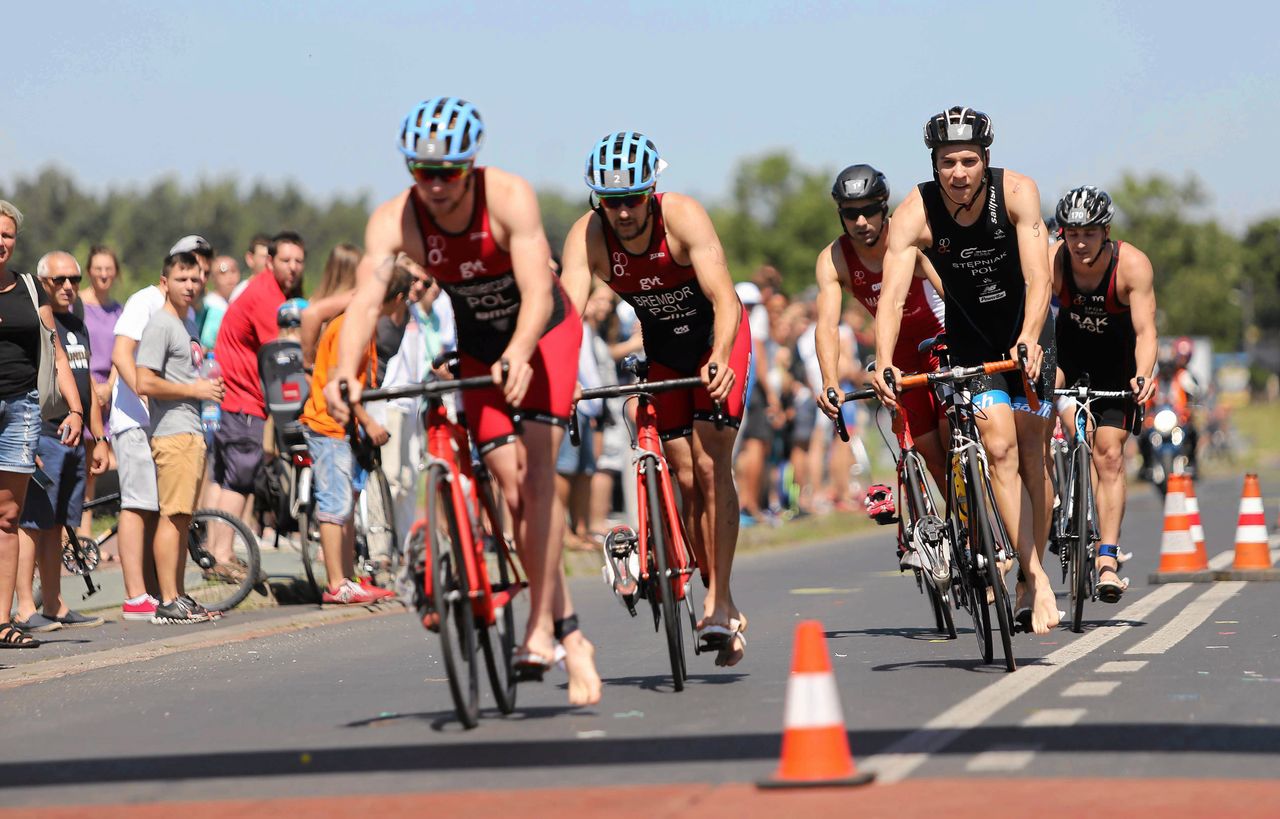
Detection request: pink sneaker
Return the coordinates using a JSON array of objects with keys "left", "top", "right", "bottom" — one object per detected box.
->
[
  {"left": 357, "top": 577, "right": 396, "bottom": 600},
  {"left": 122, "top": 596, "right": 159, "bottom": 621},
  {"left": 322, "top": 580, "right": 380, "bottom": 605}
]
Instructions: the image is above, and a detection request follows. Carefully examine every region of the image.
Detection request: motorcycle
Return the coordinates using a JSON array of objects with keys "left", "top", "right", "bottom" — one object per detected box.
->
[{"left": 1140, "top": 400, "right": 1193, "bottom": 496}]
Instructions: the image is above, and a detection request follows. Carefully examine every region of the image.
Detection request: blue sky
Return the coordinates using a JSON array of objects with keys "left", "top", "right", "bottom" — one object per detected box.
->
[{"left": 4, "top": 1, "right": 1276, "bottom": 228}]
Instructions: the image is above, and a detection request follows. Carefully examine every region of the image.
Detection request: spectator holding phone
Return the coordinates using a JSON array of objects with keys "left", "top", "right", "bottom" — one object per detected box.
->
[{"left": 12, "top": 252, "right": 109, "bottom": 632}]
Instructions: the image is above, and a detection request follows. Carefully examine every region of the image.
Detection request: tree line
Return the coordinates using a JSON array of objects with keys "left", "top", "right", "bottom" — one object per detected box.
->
[{"left": 5, "top": 160, "right": 1277, "bottom": 365}]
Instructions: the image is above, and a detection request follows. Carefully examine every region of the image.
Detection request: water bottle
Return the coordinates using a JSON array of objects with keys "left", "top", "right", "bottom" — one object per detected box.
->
[{"left": 200, "top": 352, "right": 222, "bottom": 447}]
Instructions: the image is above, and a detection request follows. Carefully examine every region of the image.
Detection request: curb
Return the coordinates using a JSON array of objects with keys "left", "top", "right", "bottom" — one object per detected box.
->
[{"left": 0, "top": 602, "right": 401, "bottom": 691}]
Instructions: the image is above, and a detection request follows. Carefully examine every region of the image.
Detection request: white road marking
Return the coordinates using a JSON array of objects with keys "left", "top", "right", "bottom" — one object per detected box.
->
[
  {"left": 1096, "top": 660, "right": 1148, "bottom": 673},
  {"left": 1126, "top": 582, "right": 1246, "bottom": 656},
  {"left": 965, "top": 745, "right": 1042, "bottom": 772},
  {"left": 1021, "top": 708, "right": 1086, "bottom": 727},
  {"left": 1062, "top": 680, "right": 1121, "bottom": 697},
  {"left": 862, "top": 582, "right": 1187, "bottom": 782}
]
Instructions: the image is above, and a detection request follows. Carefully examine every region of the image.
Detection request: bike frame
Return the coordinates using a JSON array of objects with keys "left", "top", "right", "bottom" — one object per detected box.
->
[{"left": 629, "top": 393, "right": 698, "bottom": 601}]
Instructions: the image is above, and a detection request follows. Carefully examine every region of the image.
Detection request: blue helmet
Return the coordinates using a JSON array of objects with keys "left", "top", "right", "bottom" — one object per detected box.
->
[
  {"left": 398, "top": 97, "right": 485, "bottom": 163},
  {"left": 277, "top": 298, "right": 308, "bottom": 329},
  {"left": 584, "top": 131, "right": 665, "bottom": 194}
]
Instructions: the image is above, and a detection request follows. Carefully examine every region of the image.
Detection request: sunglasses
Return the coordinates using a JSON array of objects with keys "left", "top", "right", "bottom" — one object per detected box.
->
[
  {"left": 598, "top": 191, "right": 652, "bottom": 210},
  {"left": 839, "top": 203, "right": 885, "bottom": 221},
  {"left": 49, "top": 275, "right": 83, "bottom": 287},
  {"left": 408, "top": 162, "right": 472, "bottom": 183}
]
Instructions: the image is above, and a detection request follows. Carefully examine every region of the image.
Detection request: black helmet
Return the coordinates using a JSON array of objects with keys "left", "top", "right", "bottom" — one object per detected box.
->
[
  {"left": 1055, "top": 186, "right": 1115, "bottom": 227},
  {"left": 923, "top": 106, "right": 995, "bottom": 149},
  {"left": 831, "top": 164, "right": 889, "bottom": 203}
]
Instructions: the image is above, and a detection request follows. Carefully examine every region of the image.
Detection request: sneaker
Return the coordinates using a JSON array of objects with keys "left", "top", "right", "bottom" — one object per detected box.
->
[
  {"left": 322, "top": 579, "right": 380, "bottom": 605},
  {"left": 52, "top": 610, "right": 105, "bottom": 628},
  {"left": 152, "top": 597, "right": 213, "bottom": 625},
  {"left": 357, "top": 577, "right": 396, "bottom": 600},
  {"left": 122, "top": 596, "right": 159, "bottom": 621},
  {"left": 179, "top": 595, "right": 222, "bottom": 620},
  {"left": 898, "top": 548, "right": 922, "bottom": 570},
  {"left": 13, "top": 613, "right": 63, "bottom": 633}
]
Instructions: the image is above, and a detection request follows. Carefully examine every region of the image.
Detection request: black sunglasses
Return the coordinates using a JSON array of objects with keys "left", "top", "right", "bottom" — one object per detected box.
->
[
  {"left": 49, "top": 275, "right": 83, "bottom": 287},
  {"left": 408, "top": 162, "right": 472, "bottom": 183},
  {"left": 598, "top": 191, "right": 652, "bottom": 210},
  {"left": 839, "top": 203, "right": 885, "bottom": 221}
]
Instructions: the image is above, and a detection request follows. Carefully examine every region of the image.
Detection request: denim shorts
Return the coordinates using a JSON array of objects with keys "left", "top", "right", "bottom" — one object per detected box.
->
[
  {"left": 0, "top": 390, "right": 41, "bottom": 475},
  {"left": 304, "top": 428, "right": 355, "bottom": 525},
  {"left": 21, "top": 433, "right": 85, "bottom": 529},
  {"left": 555, "top": 411, "right": 597, "bottom": 476}
]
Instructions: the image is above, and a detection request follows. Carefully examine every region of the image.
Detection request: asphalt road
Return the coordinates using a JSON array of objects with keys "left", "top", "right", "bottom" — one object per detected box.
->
[{"left": 1, "top": 476, "right": 1277, "bottom": 810}]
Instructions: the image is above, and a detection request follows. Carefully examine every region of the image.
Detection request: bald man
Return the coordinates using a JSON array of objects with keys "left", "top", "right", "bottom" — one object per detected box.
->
[{"left": 200, "top": 255, "right": 242, "bottom": 349}]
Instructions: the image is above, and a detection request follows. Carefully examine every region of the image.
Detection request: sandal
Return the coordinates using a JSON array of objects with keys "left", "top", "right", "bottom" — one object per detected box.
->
[
  {"left": 714, "top": 618, "right": 747, "bottom": 667},
  {"left": 0, "top": 623, "right": 40, "bottom": 649}
]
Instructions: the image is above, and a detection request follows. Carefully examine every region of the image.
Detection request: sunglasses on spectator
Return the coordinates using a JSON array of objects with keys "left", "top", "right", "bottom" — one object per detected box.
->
[
  {"left": 49, "top": 275, "right": 83, "bottom": 287},
  {"left": 408, "top": 162, "right": 472, "bottom": 183},
  {"left": 598, "top": 191, "right": 652, "bottom": 210},
  {"left": 839, "top": 203, "right": 885, "bottom": 221}
]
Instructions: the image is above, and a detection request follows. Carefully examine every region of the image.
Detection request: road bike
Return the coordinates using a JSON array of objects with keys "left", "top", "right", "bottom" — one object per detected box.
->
[
  {"left": 570, "top": 357, "right": 719, "bottom": 691},
  {"left": 831, "top": 373, "right": 956, "bottom": 641},
  {"left": 1051, "top": 376, "right": 1138, "bottom": 632},
  {"left": 356, "top": 360, "right": 524, "bottom": 729}
]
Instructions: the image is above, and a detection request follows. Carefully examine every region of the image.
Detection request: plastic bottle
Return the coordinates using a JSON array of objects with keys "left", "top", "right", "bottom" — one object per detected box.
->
[{"left": 200, "top": 352, "right": 222, "bottom": 447}]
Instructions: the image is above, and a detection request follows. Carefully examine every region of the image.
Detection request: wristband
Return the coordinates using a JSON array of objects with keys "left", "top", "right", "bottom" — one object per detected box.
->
[{"left": 68, "top": 409, "right": 84, "bottom": 418}]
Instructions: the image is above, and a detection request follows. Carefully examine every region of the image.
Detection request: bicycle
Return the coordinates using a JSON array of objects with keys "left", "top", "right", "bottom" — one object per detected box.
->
[
  {"left": 355, "top": 361, "right": 524, "bottom": 730},
  {"left": 352, "top": 431, "right": 399, "bottom": 589},
  {"left": 51, "top": 492, "right": 262, "bottom": 613},
  {"left": 1050, "top": 376, "right": 1138, "bottom": 633},
  {"left": 570, "top": 357, "right": 720, "bottom": 692},
  {"left": 869, "top": 340, "right": 1036, "bottom": 672},
  {"left": 831, "top": 375, "right": 956, "bottom": 641}
]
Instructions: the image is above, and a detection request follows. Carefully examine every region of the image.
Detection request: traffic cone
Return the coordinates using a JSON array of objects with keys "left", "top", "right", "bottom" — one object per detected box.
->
[
  {"left": 1183, "top": 476, "right": 1209, "bottom": 569},
  {"left": 757, "top": 621, "right": 874, "bottom": 789},
  {"left": 1149, "top": 474, "right": 1211, "bottom": 583},
  {"left": 1214, "top": 474, "right": 1280, "bottom": 581}
]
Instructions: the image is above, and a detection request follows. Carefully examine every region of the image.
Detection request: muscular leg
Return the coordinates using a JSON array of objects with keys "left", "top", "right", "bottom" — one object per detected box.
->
[
  {"left": 691, "top": 420, "right": 743, "bottom": 631},
  {"left": 662, "top": 436, "right": 707, "bottom": 571},
  {"left": 914, "top": 428, "right": 948, "bottom": 495},
  {"left": 735, "top": 438, "right": 767, "bottom": 518},
  {"left": 1092, "top": 425, "right": 1130, "bottom": 586}
]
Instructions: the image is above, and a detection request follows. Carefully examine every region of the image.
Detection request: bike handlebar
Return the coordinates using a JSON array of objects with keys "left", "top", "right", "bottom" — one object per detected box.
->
[
  {"left": 568, "top": 364, "right": 722, "bottom": 448},
  {"left": 359, "top": 374, "right": 498, "bottom": 404}
]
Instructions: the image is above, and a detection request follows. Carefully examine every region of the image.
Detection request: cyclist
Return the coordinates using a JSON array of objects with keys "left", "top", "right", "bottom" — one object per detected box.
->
[
  {"left": 325, "top": 97, "right": 600, "bottom": 706},
  {"left": 1052, "top": 186, "right": 1158, "bottom": 603},
  {"left": 560, "top": 131, "right": 750, "bottom": 666},
  {"left": 870, "top": 106, "right": 1060, "bottom": 635},
  {"left": 813, "top": 164, "right": 947, "bottom": 552}
]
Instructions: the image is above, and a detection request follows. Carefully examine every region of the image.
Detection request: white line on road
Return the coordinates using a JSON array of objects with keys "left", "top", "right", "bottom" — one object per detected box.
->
[
  {"left": 1125, "top": 582, "right": 1246, "bottom": 655},
  {"left": 965, "top": 745, "right": 1042, "bottom": 772},
  {"left": 861, "top": 582, "right": 1188, "bottom": 783},
  {"left": 1096, "top": 660, "right": 1148, "bottom": 673},
  {"left": 1021, "top": 708, "right": 1086, "bottom": 727},
  {"left": 1061, "top": 680, "right": 1121, "bottom": 697}
]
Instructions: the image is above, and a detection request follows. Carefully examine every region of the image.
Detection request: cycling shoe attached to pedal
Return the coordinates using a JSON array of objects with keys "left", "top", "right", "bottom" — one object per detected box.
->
[
  {"left": 600, "top": 525, "right": 640, "bottom": 616},
  {"left": 865, "top": 484, "right": 898, "bottom": 525}
]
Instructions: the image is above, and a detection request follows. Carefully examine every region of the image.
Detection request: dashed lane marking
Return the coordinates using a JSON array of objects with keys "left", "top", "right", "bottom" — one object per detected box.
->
[
  {"left": 861, "top": 582, "right": 1188, "bottom": 783},
  {"left": 1095, "top": 660, "right": 1148, "bottom": 673},
  {"left": 1125, "top": 582, "right": 1246, "bottom": 656},
  {"left": 1061, "top": 680, "right": 1121, "bottom": 697},
  {"left": 1020, "top": 708, "right": 1086, "bottom": 727},
  {"left": 965, "top": 745, "right": 1042, "bottom": 772}
]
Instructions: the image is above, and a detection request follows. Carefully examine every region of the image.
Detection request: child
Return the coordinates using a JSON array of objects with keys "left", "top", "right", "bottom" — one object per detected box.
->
[
  {"left": 136, "top": 251, "right": 225, "bottom": 624},
  {"left": 298, "top": 262, "right": 415, "bottom": 604}
]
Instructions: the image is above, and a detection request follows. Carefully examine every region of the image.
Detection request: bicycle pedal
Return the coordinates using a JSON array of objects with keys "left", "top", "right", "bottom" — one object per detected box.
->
[{"left": 873, "top": 513, "right": 899, "bottom": 526}]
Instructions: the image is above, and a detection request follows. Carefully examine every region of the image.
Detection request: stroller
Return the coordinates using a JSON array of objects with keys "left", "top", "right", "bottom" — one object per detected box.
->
[{"left": 256, "top": 338, "right": 312, "bottom": 544}]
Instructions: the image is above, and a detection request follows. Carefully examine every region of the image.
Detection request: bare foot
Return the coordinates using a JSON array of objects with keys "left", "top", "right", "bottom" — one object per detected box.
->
[
  {"left": 561, "top": 631, "right": 602, "bottom": 706},
  {"left": 715, "top": 618, "right": 747, "bottom": 667},
  {"left": 1028, "top": 575, "right": 1060, "bottom": 634}
]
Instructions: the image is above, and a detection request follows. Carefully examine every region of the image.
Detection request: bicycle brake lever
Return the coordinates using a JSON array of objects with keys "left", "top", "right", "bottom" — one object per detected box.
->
[
  {"left": 828, "top": 388, "right": 850, "bottom": 442},
  {"left": 707, "top": 362, "right": 725, "bottom": 429},
  {"left": 568, "top": 405, "right": 581, "bottom": 447},
  {"left": 499, "top": 359, "right": 524, "bottom": 435}
]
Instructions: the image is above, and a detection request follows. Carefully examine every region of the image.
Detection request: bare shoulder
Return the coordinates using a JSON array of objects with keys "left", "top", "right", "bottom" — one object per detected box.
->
[
  {"left": 483, "top": 166, "right": 541, "bottom": 231},
  {"left": 657, "top": 191, "right": 714, "bottom": 231},
  {"left": 1002, "top": 168, "right": 1043, "bottom": 218},
  {"left": 888, "top": 190, "right": 929, "bottom": 248},
  {"left": 567, "top": 210, "right": 608, "bottom": 266},
  {"left": 1117, "top": 241, "right": 1154, "bottom": 283}
]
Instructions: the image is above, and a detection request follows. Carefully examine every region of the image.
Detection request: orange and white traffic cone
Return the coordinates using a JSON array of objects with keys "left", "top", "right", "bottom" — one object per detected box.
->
[
  {"left": 1214, "top": 474, "right": 1280, "bottom": 581},
  {"left": 757, "top": 620, "right": 874, "bottom": 788},
  {"left": 1183, "top": 476, "right": 1209, "bottom": 569},
  {"left": 1149, "top": 474, "right": 1212, "bottom": 583}
]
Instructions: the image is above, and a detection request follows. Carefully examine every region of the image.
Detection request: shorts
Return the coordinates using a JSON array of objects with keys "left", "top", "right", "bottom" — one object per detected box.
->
[
  {"left": 792, "top": 396, "right": 817, "bottom": 445},
  {"left": 555, "top": 412, "right": 598, "bottom": 476},
  {"left": 649, "top": 305, "right": 751, "bottom": 441},
  {"left": 115, "top": 426, "right": 159, "bottom": 512},
  {"left": 151, "top": 433, "right": 206, "bottom": 517},
  {"left": 458, "top": 305, "right": 583, "bottom": 454},
  {"left": 970, "top": 322, "right": 1057, "bottom": 418},
  {"left": 0, "top": 389, "right": 40, "bottom": 475},
  {"left": 1057, "top": 370, "right": 1143, "bottom": 434},
  {"left": 740, "top": 378, "right": 772, "bottom": 443},
  {"left": 893, "top": 338, "right": 942, "bottom": 435},
  {"left": 212, "top": 411, "right": 266, "bottom": 495},
  {"left": 20, "top": 434, "right": 85, "bottom": 529},
  {"left": 305, "top": 429, "right": 356, "bottom": 525}
]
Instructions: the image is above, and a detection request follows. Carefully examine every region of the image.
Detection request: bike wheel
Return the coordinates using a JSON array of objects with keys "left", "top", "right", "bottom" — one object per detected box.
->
[
  {"left": 1070, "top": 447, "right": 1092, "bottom": 633},
  {"left": 359, "top": 465, "right": 398, "bottom": 587},
  {"left": 297, "top": 500, "right": 324, "bottom": 603},
  {"left": 903, "top": 454, "right": 952, "bottom": 635},
  {"left": 476, "top": 474, "right": 519, "bottom": 715},
  {"left": 926, "top": 579, "right": 957, "bottom": 639},
  {"left": 645, "top": 460, "right": 686, "bottom": 690},
  {"left": 970, "top": 459, "right": 1016, "bottom": 672},
  {"left": 427, "top": 466, "right": 480, "bottom": 729},
  {"left": 183, "top": 510, "right": 262, "bottom": 612},
  {"left": 947, "top": 476, "right": 991, "bottom": 661}
]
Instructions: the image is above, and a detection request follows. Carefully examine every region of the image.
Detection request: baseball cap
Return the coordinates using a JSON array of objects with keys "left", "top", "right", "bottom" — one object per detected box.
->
[
  {"left": 735, "top": 281, "right": 763, "bottom": 305},
  {"left": 169, "top": 234, "right": 213, "bottom": 256}
]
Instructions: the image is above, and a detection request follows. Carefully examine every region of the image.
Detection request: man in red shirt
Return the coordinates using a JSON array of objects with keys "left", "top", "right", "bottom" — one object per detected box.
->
[{"left": 208, "top": 231, "right": 305, "bottom": 556}]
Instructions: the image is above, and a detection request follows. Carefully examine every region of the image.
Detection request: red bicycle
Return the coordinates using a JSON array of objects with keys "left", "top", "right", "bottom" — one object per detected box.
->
[
  {"left": 353, "top": 359, "right": 526, "bottom": 729},
  {"left": 569, "top": 357, "right": 720, "bottom": 691}
]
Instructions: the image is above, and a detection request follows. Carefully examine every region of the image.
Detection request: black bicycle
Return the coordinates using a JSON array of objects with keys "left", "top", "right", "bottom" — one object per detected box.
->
[{"left": 1050, "top": 377, "right": 1138, "bottom": 633}]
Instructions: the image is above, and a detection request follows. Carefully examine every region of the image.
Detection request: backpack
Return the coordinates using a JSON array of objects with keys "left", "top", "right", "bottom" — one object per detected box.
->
[{"left": 254, "top": 453, "right": 296, "bottom": 535}]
